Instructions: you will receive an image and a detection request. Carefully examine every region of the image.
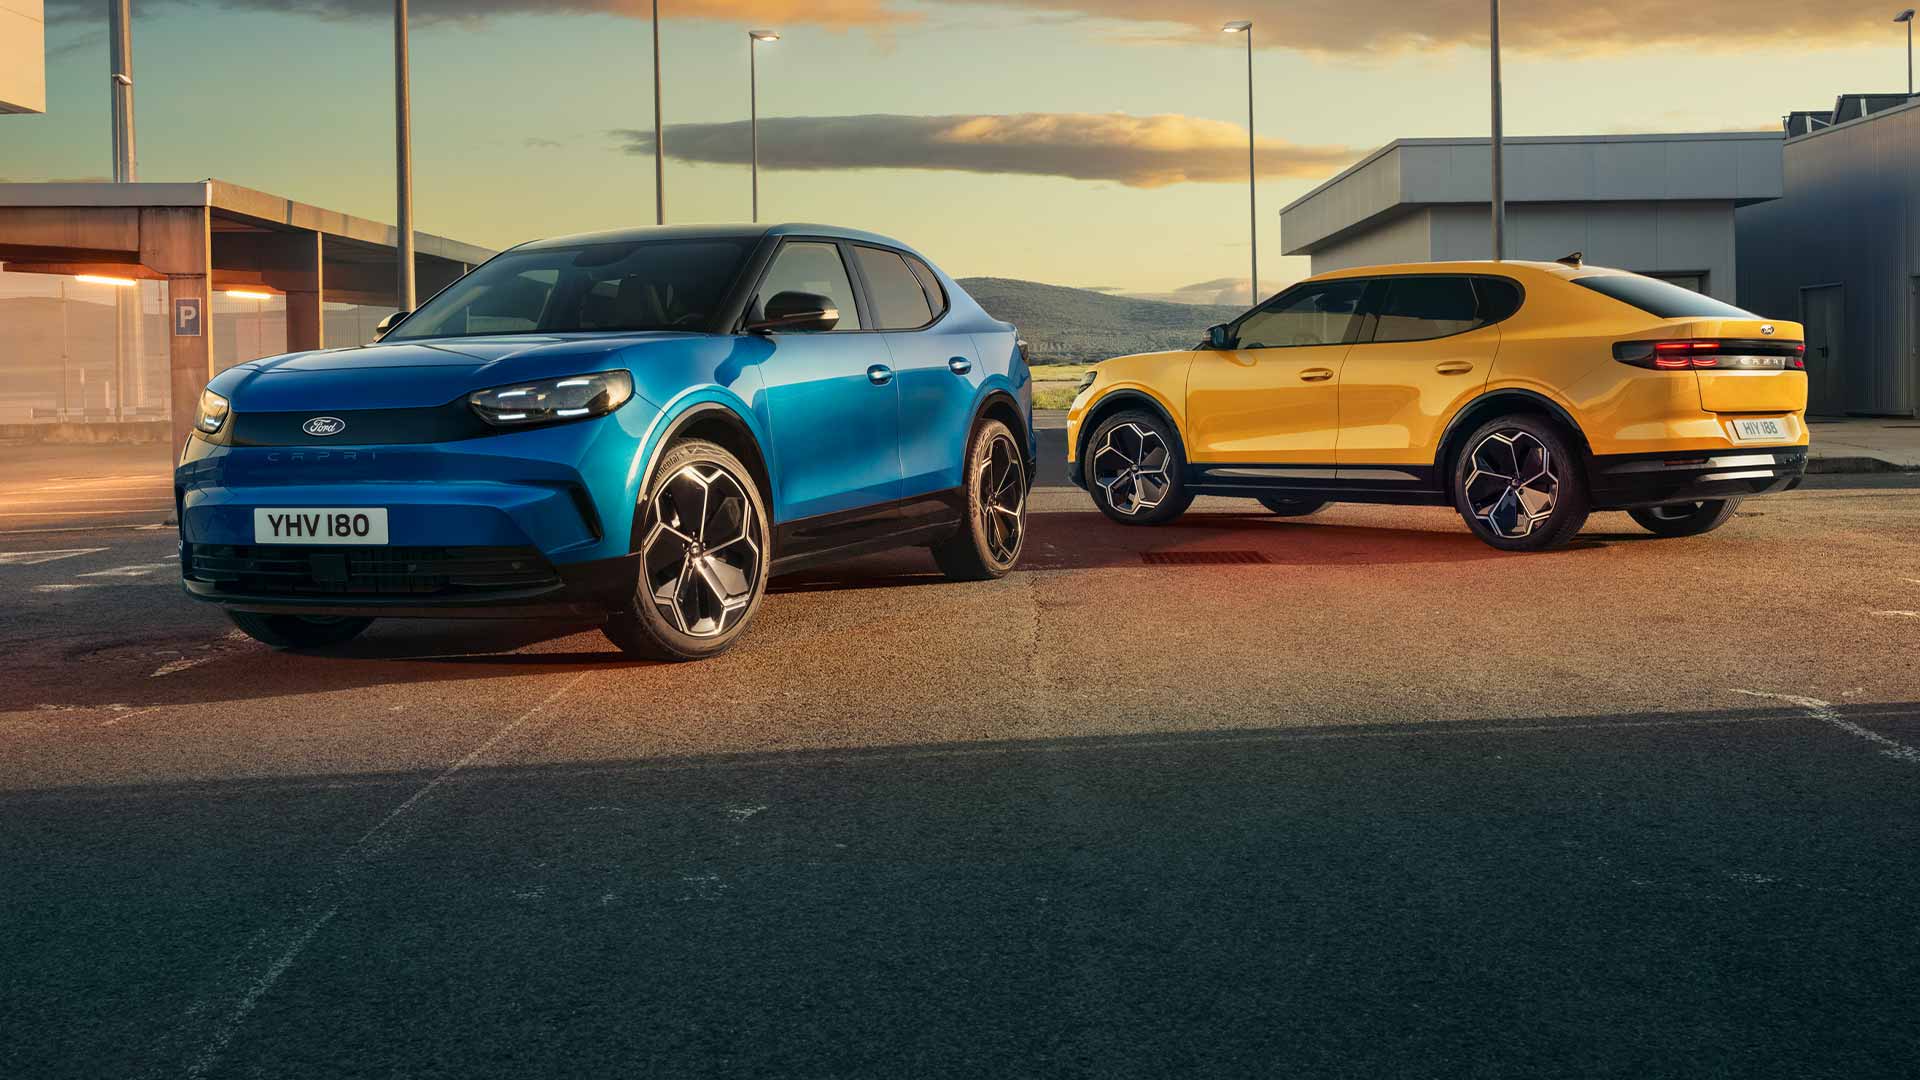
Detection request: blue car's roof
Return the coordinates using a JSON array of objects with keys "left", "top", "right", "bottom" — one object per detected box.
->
[{"left": 519, "top": 222, "right": 920, "bottom": 254}]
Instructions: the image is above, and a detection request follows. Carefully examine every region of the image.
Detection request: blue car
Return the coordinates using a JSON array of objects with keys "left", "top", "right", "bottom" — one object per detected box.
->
[{"left": 177, "top": 224, "right": 1034, "bottom": 660}]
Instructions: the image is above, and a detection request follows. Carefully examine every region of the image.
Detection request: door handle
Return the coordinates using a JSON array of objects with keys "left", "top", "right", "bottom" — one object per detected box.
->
[
  {"left": 867, "top": 364, "right": 894, "bottom": 386},
  {"left": 1299, "top": 368, "right": 1334, "bottom": 382},
  {"left": 948, "top": 356, "right": 973, "bottom": 375},
  {"left": 1435, "top": 361, "right": 1475, "bottom": 375}
]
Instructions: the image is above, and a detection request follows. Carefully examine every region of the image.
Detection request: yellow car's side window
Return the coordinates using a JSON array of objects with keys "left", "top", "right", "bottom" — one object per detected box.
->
[{"left": 1235, "top": 281, "right": 1368, "bottom": 349}]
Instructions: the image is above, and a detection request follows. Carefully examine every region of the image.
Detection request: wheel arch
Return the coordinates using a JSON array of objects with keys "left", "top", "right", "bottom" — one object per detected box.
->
[
  {"left": 969, "top": 388, "right": 1033, "bottom": 482},
  {"left": 1074, "top": 387, "right": 1185, "bottom": 469},
  {"left": 629, "top": 399, "right": 775, "bottom": 553},
  {"left": 1435, "top": 388, "right": 1591, "bottom": 482}
]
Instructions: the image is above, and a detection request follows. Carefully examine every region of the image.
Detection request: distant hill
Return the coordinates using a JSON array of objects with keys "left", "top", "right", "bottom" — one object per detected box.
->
[{"left": 957, "top": 277, "right": 1241, "bottom": 365}]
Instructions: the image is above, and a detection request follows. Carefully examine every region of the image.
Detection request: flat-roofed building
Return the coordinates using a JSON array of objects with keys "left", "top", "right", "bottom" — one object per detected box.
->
[
  {"left": 1280, "top": 132, "right": 1784, "bottom": 304},
  {"left": 0, "top": 180, "right": 493, "bottom": 446},
  {"left": 1738, "top": 95, "right": 1920, "bottom": 417}
]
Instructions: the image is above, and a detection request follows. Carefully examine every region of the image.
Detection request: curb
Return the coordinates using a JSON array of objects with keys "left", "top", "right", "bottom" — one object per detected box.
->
[{"left": 1806, "top": 455, "right": 1920, "bottom": 475}]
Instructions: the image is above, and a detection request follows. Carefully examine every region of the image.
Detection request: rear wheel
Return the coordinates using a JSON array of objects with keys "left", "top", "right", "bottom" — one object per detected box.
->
[
  {"left": 1256, "top": 496, "right": 1329, "bottom": 517},
  {"left": 602, "top": 438, "right": 771, "bottom": 662},
  {"left": 1084, "top": 410, "right": 1193, "bottom": 525},
  {"left": 1451, "top": 414, "right": 1590, "bottom": 551},
  {"left": 226, "top": 611, "right": 373, "bottom": 650},
  {"left": 931, "top": 419, "right": 1027, "bottom": 581},
  {"left": 1629, "top": 499, "right": 1740, "bottom": 537}
]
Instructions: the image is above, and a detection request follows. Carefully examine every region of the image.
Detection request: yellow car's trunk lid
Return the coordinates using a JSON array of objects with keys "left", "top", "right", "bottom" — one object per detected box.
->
[{"left": 1681, "top": 318, "right": 1809, "bottom": 413}]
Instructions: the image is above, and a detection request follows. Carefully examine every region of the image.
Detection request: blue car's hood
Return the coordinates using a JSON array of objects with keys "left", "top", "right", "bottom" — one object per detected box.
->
[{"left": 216, "top": 333, "right": 699, "bottom": 411}]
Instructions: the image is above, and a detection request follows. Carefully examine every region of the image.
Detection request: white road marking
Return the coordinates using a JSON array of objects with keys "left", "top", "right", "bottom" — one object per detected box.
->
[
  {"left": 724, "top": 804, "right": 767, "bottom": 821},
  {"left": 0, "top": 547, "right": 106, "bottom": 566},
  {"left": 151, "top": 657, "right": 212, "bottom": 678},
  {"left": 179, "top": 672, "right": 590, "bottom": 1078},
  {"left": 1873, "top": 610, "right": 1920, "bottom": 619},
  {"left": 99, "top": 705, "right": 164, "bottom": 727},
  {"left": 1731, "top": 690, "right": 1920, "bottom": 764},
  {"left": 32, "top": 583, "right": 102, "bottom": 592}
]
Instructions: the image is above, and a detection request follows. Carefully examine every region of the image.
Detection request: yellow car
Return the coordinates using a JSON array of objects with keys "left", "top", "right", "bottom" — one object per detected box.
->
[{"left": 1067, "top": 260, "right": 1809, "bottom": 551}]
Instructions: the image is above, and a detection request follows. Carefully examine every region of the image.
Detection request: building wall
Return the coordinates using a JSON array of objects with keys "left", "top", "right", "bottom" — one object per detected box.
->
[
  {"left": 1308, "top": 201, "right": 1741, "bottom": 304},
  {"left": 1737, "top": 100, "right": 1919, "bottom": 417},
  {"left": 1306, "top": 209, "right": 1433, "bottom": 273}
]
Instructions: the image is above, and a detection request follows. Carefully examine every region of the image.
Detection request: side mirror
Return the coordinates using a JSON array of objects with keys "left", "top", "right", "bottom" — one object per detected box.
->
[
  {"left": 1206, "top": 323, "right": 1234, "bottom": 350},
  {"left": 747, "top": 291, "right": 840, "bottom": 334},
  {"left": 373, "top": 310, "right": 410, "bottom": 340}
]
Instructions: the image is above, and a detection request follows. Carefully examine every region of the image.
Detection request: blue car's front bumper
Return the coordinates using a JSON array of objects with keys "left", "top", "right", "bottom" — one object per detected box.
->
[{"left": 175, "top": 412, "right": 649, "bottom": 619}]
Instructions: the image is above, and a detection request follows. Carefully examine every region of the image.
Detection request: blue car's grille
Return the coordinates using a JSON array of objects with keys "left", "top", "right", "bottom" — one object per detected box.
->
[
  {"left": 187, "top": 545, "right": 561, "bottom": 597},
  {"left": 219, "top": 401, "right": 490, "bottom": 447}
]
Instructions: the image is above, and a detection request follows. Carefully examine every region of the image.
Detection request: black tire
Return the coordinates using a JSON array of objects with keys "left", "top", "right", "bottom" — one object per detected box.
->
[
  {"left": 1628, "top": 499, "right": 1740, "bottom": 537},
  {"left": 1083, "top": 409, "right": 1194, "bottom": 526},
  {"left": 931, "top": 419, "right": 1028, "bottom": 581},
  {"left": 1256, "top": 496, "right": 1329, "bottom": 517},
  {"left": 226, "top": 611, "right": 373, "bottom": 650},
  {"left": 602, "top": 438, "right": 772, "bottom": 662},
  {"left": 1451, "top": 414, "right": 1591, "bottom": 552}
]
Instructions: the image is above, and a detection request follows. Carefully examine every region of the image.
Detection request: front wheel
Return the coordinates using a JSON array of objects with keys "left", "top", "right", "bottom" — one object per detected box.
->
[
  {"left": 1451, "top": 415, "right": 1590, "bottom": 551},
  {"left": 226, "top": 611, "right": 373, "bottom": 650},
  {"left": 931, "top": 419, "right": 1028, "bottom": 581},
  {"left": 1084, "top": 410, "right": 1194, "bottom": 525},
  {"left": 1629, "top": 499, "right": 1740, "bottom": 537},
  {"left": 602, "top": 438, "right": 771, "bottom": 662}
]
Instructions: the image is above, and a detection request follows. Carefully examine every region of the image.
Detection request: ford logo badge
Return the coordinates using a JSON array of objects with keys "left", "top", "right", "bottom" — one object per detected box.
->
[
  {"left": 1760, "top": 324, "right": 1776, "bottom": 336},
  {"left": 302, "top": 416, "right": 346, "bottom": 437}
]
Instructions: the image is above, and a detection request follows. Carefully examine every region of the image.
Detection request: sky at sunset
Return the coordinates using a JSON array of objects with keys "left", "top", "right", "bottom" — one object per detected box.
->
[{"left": 2, "top": 1, "right": 1910, "bottom": 299}]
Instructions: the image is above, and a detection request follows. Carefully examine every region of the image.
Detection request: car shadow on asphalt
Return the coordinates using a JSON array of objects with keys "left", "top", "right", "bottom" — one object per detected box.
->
[
  {"left": 1018, "top": 511, "right": 1522, "bottom": 569},
  {"left": 6, "top": 700, "right": 1920, "bottom": 1078}
]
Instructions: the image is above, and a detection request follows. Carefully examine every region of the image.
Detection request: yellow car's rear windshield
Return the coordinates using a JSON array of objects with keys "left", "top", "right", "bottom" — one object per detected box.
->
[{"left": 1572, "top": 275, "right": 1755, "bottom": 320}]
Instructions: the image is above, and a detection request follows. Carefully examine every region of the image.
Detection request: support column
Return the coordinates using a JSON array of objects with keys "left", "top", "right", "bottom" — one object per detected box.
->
[
  {"left": 140, "top": 206, "right": 213, "bottom": 454},
  {"left": 264, "top": 232, "right": 325, "bottom": 353}
]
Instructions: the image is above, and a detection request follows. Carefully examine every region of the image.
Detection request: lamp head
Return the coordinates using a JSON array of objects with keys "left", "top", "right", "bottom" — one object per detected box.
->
[
  {"left": 749, "top": 29, "right": 780, "bottom": 41},
  {"left": 1899, "top": 9, "right": 1916, "bottom": 22},
  {"left": 1221, "top": 19, "right": 1251, "bottom": 33}
]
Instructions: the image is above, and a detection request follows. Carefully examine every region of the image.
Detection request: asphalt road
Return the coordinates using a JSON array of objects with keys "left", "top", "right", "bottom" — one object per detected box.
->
[{"left": 3, "top": 433, "right": 1918, "bottom": 1079}]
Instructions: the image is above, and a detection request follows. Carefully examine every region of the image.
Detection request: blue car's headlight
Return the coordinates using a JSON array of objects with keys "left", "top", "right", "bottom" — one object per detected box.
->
[
  {"left": 469, "top": 370, "right": 634, "bottom": 427},
  {"left": 195, "top": 388, "right": 231, "bottom": 434}
]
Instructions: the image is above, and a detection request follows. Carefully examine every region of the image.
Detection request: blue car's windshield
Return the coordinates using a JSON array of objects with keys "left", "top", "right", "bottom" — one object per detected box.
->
[{"left": 387, "top": 238, "right": 754, "bottom": 340}]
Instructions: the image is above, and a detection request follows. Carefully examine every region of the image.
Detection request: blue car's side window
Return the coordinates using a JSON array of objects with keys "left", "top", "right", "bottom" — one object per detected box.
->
[{"left": 756, "top": 242, "right": 863, "bottom": 331}]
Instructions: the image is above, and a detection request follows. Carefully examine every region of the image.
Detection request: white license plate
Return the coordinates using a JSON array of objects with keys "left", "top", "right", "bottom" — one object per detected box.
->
[
  {"left": 253, "top": 508, "right": 389, "bottom": 545},
  {"left": 1729, "top": 417, "right": 1792, "bottom": 443}
]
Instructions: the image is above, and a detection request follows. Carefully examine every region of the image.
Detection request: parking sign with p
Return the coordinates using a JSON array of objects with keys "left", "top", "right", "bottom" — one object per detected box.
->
[{"left": 174, "top": 296, "right": 203, "bottom": 338}]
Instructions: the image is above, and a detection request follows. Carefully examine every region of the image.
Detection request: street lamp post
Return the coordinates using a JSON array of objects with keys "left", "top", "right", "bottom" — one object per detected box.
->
[
  {"left": 1222, "top": 20, "right": 1256, "bottom": 305},
  {"left": 748, "top": 30, "right": 779, "bottom": 223},
  {"left": 1490, "top": 0, "right": 1506, "bottom": 260},
  {"left": 653, "top": 0, "right": 666, "bottom": 225},
  {"left": 1899, "top": 10, "right": 1915, "bottom": 96},
  {"left": 108, "top": 0, "right": 136, "bottom": 182},
  {"left": 394, "top": 0, "right": 416, "bottom": 311}
]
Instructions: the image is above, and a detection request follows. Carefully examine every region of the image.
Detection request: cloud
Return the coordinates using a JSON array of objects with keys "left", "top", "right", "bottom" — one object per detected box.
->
[
  {"left": 48, "top": 0, "right": 1884, "bottom": 52},
  {"left": 933, "top": 0, "right": 1893, "bottom": 55},
  {"left": 612, "top": 113, "right": 1360, "bottom": 188},
  {"left": 524, "top": 136, "right": 565, "bottom": 150}
]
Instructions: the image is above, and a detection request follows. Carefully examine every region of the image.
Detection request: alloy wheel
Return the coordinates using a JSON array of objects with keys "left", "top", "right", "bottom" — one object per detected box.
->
[
  {"left": 1463, "top": 428, "right": 1560, "bottom": 539},
  {"left": 641, "top": 463, "right": 762, "bottom": 637},
  {"left": 1091, "top": 422, "right": 1171, "bottom": 517},
  {"left": 978, "top": 430, "right": 1025, "bottom": 563}
]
